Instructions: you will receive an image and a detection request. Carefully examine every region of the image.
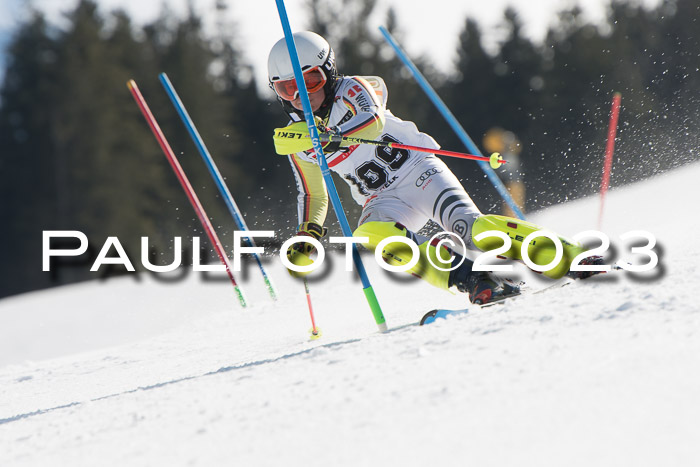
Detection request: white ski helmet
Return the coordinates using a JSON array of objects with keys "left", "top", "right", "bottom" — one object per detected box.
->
[{"left": 268, "top": 31, "right": 338, "bottom": 115}]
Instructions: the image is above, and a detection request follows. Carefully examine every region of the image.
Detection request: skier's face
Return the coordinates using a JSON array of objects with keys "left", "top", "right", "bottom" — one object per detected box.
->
[{"left": 290, "top": 88, "right": 325, "bottom": 112}]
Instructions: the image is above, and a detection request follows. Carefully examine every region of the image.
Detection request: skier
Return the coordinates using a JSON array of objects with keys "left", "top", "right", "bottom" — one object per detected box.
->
[{"left": 269, "top": 31, "right": 590, "bottom": 305}]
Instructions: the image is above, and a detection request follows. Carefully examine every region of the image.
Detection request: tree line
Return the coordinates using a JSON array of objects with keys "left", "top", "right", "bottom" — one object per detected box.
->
[{"left": 0, "top": 0, "right": 698, "bottom": 298}]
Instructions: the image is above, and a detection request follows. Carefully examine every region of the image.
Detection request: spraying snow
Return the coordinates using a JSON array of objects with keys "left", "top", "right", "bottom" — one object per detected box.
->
[{"left": 1, "top": 162, "right": 699, "bottom": 466}]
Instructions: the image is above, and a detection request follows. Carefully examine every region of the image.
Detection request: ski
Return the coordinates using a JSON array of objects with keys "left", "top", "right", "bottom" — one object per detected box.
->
[
  {"left": 419, "top": 257, "right": 628, "bottom": 325},
  {"left": 419, "top": 278, "right": 572, "bottom": 325}
]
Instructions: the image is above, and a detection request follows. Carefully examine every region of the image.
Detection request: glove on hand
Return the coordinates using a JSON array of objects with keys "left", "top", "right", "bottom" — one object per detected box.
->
[
  {"left": 318, "top": 125, "right": 343, "bottom": 153},
  {"left": 273, "top": 118, "right": 343, "bottom": 155},
  {"left": 286, "top": 222, "right": 327, "bottom": 278}
]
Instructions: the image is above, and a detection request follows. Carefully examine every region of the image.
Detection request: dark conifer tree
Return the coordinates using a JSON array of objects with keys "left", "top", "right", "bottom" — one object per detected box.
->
[{"left": 0, "top": 12, "right": 60, "bottom": 295}]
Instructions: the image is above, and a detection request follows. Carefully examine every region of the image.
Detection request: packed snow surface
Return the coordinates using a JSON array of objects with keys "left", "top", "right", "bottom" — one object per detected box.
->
[{"left": 1, "top": 163, "right": 699, "bottom": 466}]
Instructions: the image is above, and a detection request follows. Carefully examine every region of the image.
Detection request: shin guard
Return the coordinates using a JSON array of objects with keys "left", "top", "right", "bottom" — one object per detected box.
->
[
  {"left": 354, "top": 221, "right": 456, "bottom": 290},
  {"left": 471, "top": 215, "right": 584, "bottom": 279}
]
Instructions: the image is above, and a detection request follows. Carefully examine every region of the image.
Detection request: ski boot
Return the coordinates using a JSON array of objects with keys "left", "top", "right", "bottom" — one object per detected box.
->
[
  {"left": 566, "top": 255, "right": 606, "bottom": 280},
  {"left": 449, "top": 260, "right": 521, "bottom": 305}
]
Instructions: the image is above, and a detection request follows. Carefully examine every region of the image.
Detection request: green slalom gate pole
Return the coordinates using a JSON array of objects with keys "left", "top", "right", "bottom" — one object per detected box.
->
[{"left": 274, "top": 0, "right": 387, "bottom": 332}]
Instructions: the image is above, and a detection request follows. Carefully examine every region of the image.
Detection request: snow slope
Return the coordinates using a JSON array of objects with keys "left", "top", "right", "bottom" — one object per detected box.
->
[{"left": 1, "top": 163, "right": 699, "bottom": 466}]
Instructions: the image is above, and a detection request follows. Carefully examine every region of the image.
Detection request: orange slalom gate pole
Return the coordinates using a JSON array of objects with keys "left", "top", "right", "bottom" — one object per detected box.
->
[{"left": 127, "top": 79, "right": 246, "bottom": 307}]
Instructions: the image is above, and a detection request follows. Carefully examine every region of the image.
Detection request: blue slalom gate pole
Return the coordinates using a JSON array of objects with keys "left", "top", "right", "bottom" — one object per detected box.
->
[
  {"left": 379, "top": 26, "right": 526, "bottom": 220},
  {"left": 159, "top": 72, "right": 278, "bottom": 301},
  {"left": 274, "top": 0, "right": 387, "bottom": 332}
]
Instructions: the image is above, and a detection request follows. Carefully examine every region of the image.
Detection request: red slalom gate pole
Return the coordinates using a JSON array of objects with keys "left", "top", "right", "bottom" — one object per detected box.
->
[
  {"left": 127, "top": 79, "right": 247, "bottom": 307},
  {"left": 598, "top": 92, "right": 622, "bottom": 230}
]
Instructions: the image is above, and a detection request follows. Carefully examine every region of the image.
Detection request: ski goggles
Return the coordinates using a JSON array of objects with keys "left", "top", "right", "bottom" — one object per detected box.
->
[{"left": 272, "top": 66, "right": 327, "bottom": 101}]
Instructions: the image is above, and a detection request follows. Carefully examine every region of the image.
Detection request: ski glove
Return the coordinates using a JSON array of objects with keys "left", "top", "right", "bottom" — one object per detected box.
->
[
  {"left": 273, "top": 119, "right": 343, "bottom": 155},
  {"left": 286, "top": 222, "right": 327, "bottom": 278}
]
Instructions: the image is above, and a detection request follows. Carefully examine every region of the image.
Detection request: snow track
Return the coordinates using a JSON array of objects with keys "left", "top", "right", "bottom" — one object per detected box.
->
[{"left": 2, "top": 163, "right": 700, "bottom": 466}]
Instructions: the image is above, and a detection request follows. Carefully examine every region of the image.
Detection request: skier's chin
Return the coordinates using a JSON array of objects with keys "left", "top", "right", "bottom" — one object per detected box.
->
[
  {"left": 291, "top": 101, "right": 322, "bottom": 112},
  {"left": 291, "top": 90, "right": 324, "bottom": 112}
]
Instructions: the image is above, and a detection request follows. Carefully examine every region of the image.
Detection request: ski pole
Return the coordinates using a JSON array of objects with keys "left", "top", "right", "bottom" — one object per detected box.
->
[
  {"left": 272, "top": 128, "right": 506, "bottom": 168},
  {"left": 275, "top": 0, "right": 387, "bottom": 332},
  {"left": 158, "top": 73, "right": 278, "bottom": 301},
  {"left": 331, "top": 134, "right": 506, "bottom": 169},
  {"left": 127, "top": 79, "right": 247, "bottom": 308},
  {"left": 304, "top": 278, "right": 321, "bottom": 339}
]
